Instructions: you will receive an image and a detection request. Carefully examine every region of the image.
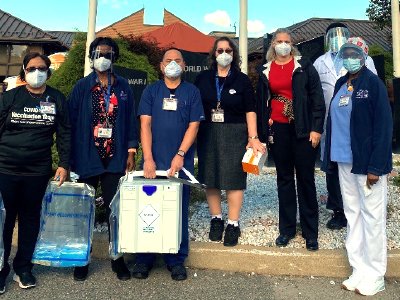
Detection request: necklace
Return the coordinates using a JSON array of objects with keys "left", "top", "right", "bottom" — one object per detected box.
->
[{"left": 26, "top": 87, "right": 45, "bottom": 99}]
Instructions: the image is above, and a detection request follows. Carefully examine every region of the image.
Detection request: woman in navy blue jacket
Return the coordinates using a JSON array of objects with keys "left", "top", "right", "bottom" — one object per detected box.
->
[
  {"left": 322, "top": 37, "right": 392, "bottom": 296},
  {"left": 69, "top": 37, "right": 138, "bottom": 281}
]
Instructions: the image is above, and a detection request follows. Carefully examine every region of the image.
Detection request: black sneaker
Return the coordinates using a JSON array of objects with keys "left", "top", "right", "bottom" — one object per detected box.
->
[
  {"left": 167, "top": 264, "right": 187, "bottom": 281},
  {"left": 223, "top": 224, "right": 241, "bottom": 247},
  {"left": 0, "top": 264, "right": 10, "bottom": 294},
  {"left": 73, "top": 265, "right": 89, "bottom": 281},
  {"left": 326, "top": 211, "right": 347, "bottom": 230},
  {"left": 13, "top": 272, "right": 36, "bottom": 289},
  {"left": 209, "top": 217, "right": 224, "bottom": 241},
  {"left": 132, "top": 263, "right": 152, "bottom": 279},
  {"left": 111, "top": 257, "right": 131, "bottom": 281}
]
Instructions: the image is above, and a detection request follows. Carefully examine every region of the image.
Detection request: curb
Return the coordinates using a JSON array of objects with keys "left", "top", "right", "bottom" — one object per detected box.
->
[{"left": 90, "top": 233, "right": 400, "bottom": 278}]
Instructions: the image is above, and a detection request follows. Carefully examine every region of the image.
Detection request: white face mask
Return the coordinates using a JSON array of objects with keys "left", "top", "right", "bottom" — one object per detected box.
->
[
  {"left": 25, "top": 69, "right": 47, "bottom": 88},
  {"left": 216, "top": 52, "right": 233, "bottom": 67},
  {"left": 275, "top": 42, "right": 292, "bottom": 57},
  {"left": 164, "top": 61, "right": 183, "bottom": 78},
  {"left": 93, "top": 57, "right": 112, "bottom": 72}
]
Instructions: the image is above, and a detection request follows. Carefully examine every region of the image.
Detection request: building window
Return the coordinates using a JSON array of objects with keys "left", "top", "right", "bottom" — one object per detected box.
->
[{"left": 0, "top": 45, "right": 28, "bottom": 78}]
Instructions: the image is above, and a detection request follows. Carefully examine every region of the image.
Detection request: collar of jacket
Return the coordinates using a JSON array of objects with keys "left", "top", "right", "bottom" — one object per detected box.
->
[
  {"left": 88, "top": 70, "right": 120, "bottom": 89},
  {"left": 261, "top": 55, "right": 302, "bottom": 80},
  {"left": 336, "top": 65, "right": 368, "bottom": 91}
]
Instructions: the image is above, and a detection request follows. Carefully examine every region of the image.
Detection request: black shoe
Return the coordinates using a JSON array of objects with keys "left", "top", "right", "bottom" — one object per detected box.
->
[
  {"left": 209, "top": 217, "right": 224, "bottom": 241},
  {"left": 326, "top": 211, "right": 347, "bottom": 230},
  {"left": 111, "top": 257, "right": 131, "bottom": 281},
  {"left": 306, "top": 239, "right": 319, "bottom": 251},
  {"left": 0, "top": 264, "right": 10, "bottom": 294},
  {"left": 223, "top": 224, "right": 241, "bottom": 247},
  {"left": 132, "top": 263, "right": 152, "bottom": 279},
  {"left": 13, "top": 272, "right": 36, "bottom": 289},
  {"left": 167, "top": 264, "right": 187, "bottom": 281},
  {"left": 73, "top": 265, "right": 89, "bottom": 281},
  {"left": 275, "top": 234, "right": 295, "bottom": 247}
]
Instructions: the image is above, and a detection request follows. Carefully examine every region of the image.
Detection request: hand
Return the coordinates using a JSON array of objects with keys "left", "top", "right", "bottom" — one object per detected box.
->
[
  {"left": 54, "top": 167, "right": 68, "bottom": 186},
  {"left": 143, "top": 159, "right": 156, "bottom": 179},
  {"left": 366, "top": 173, "right": 379, "bottom": 189},
  {"left": 309, "top": 131, "right": 321, "bottom": 148},
  {"left": 246, "top": 138, "right": 266, "bottom": 156},
  {"left": 126, "top": 153, "right": 136, "bottom": 173},
  {"left": 168, "top": 155, "right": 184, "bottom": 177}
]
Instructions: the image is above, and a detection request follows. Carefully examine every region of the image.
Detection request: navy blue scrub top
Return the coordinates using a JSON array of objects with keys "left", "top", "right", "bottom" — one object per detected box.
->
[{"left": 137, "top": 80, "right": 205, "bottom": 172}]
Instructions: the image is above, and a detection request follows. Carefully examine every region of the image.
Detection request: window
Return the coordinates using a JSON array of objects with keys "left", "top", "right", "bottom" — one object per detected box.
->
[{"left": 0, "top": 45, "right": 28, "bottom": 77}]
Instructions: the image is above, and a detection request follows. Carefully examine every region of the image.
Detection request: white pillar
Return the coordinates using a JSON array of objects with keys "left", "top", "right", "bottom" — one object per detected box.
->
[
  {"left": 84, "top": 0, "right": 98, "bottom": 76},
  {"left": 239, "top": 0, "right": 248, "bottom": 74},
  {"left": 392, "top": 0, "right": 400, "bottom": 78}
]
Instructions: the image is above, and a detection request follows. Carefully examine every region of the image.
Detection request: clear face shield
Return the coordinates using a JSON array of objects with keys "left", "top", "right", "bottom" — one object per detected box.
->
[
  {"left": 91, "top": 48, "right": 115, "bottom": 61},
  {"left": 334, "top": 44, "right": 366, "bottom": 75},
  {"left": 325, "top": 27, "right": 350, "bottom": 53}
]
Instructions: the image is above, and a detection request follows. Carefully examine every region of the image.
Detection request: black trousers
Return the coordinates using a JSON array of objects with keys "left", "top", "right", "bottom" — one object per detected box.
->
[
  {"left": 0, "top": 173, "right": 50, "bottom": 274},
  {"left": 325, "top": 164, "right": 344, "bottom": 213},
  {"left": 79, "top": 172, "right": 123, "bottom": 241},
  {"left": 270, "top": 123, "right": 319, "bottom": 239}
]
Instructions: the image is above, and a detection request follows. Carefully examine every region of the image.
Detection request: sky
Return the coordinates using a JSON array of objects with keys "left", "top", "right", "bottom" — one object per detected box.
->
[{"left": 0, "top": 0, "right": 372, "bottom": 37}]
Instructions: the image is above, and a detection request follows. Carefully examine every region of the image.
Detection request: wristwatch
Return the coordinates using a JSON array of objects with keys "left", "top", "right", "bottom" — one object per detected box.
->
[{"left": 176, "top": 150, "right": 185, "bottom": 157}]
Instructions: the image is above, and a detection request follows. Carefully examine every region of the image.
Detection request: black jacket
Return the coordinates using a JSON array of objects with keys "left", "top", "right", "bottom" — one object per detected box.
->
[{"left": 256, "top": 56, "right": 325, "bottom": 143}]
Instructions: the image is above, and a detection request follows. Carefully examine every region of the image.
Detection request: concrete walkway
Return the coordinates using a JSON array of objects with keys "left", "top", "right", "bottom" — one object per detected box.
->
[{"left": 91, "top": 232, "right": 400, "bottom": 278}]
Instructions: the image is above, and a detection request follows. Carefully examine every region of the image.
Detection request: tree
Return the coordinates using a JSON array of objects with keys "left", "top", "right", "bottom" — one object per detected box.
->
[{"left": 366, "top": 0, "right": 398, "bottom": 29}]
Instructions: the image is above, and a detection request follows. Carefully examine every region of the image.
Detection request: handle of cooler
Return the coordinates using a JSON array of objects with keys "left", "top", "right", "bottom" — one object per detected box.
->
[{"left": 128, "top": 170, "right": 169, "bottom": 178}]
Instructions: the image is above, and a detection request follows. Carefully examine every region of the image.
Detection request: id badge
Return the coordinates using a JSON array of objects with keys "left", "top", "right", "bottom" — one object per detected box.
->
[
  {"left": 163, "top": 98, "right": 178, "bottom": 111},
  {"left": 40, "top": 101, "right": 56, "bottom": 114},
  {"left": 98, "top": 127, "right": 113, "bottom": 138},
  {"left": 339, "top": 95, "right": 350, "bottom": 107},
  {"left": 211, "top": 108, "right": 224, "bottom": 123}
]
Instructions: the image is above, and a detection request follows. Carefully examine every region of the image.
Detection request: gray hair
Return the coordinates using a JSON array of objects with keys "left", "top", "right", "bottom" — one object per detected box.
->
[{"left": 266, "top": 28, "right": 301, "bottom": 62}]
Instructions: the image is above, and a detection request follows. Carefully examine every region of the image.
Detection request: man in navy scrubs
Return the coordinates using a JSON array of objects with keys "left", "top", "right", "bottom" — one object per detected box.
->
[{"left": 133, "top": 48, "right": 205, "bottom": 281}]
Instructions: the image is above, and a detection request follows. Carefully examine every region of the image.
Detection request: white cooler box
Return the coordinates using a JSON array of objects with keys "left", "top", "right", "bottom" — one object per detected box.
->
[{"left": 118, "top": 174, "right": 183, "bottom": 254}]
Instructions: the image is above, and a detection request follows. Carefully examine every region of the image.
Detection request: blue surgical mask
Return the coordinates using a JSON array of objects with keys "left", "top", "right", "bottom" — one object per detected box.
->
[
  {"left": 164, "top": 61, "right": 182, "bottom": 78},
  {"left": 343, "top": 58, "right": 362, "bottom": 74}
]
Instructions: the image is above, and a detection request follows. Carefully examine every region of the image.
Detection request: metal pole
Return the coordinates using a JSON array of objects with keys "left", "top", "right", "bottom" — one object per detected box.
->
[
  {"left": 392, "top": 0, "right": 400, "bottom": 78},
  {"left": 84, "top": 0, "right": 98, "bottom": 76},
  {"left": 239, "top": 0, "right": 248, "bottom": 74}
]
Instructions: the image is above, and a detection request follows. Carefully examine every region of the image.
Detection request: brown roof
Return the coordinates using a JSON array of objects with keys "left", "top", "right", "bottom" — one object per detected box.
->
[
  {"left": 249, "top": 18, "right": 392, "bottom": 56},
  {"left": 96, "top": 8, "right": 192, "bottom": 38},
  {"left": 0, "top": 9, "right": 65, "bottom": 48}
]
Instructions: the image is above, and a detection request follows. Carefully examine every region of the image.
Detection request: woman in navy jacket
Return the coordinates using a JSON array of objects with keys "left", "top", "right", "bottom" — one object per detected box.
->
[
  {"left": 69, "top": 37, "right": 138, "bottom": 281},
  {"left": 322, "top": 37, "right": 392, "bottom": 296}
]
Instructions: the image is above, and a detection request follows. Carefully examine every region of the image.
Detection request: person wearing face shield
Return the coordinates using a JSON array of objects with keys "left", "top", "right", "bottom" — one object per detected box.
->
[
  {"left": 133, "top": 48, "right": 204, "bottom": 281},
  {"left": 256, "top": 28, "right": 325, "bottom": 251},
  {"left": 0, "top": 52, "right": 71, "bottom": 292},
  {"left": 68, "top": 37, "right": 139, "bottom": 282},
  {"left": 321, "top": 37, "right": 392, "bottom": 296},
  {"left": 194, "top": 37, "right": 265, "bottom": 247},
  {"left": 314, "top": 23, "right": 377, "bottom": 231}
]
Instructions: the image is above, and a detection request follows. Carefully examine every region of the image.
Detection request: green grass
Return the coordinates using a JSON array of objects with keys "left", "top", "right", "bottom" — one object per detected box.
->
[{"left": 393, "top": 175, "right": 400, "bottom": 187}]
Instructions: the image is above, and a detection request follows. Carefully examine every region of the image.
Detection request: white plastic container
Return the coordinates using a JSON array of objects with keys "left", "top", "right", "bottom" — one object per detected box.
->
[{"left": 118, "top": 175, "right": 182, "bottom": 254}]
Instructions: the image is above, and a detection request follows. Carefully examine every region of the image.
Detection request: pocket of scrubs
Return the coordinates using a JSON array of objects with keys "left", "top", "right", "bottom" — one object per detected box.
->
[{"left": 177, "top": 100, "right": 189, "bottom": 124}]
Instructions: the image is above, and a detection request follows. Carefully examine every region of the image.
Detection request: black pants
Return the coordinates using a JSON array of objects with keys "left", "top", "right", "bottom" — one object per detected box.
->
[
  {"left": 325, "top": 165, "right": 344, "bottom": 213},
  {"left": 79, "top": 172, "right": 123, "bottom": 241},
  {"left": 270, "top": 123, "right": 319, "bottom": 239},
  {"left": 0, "top": 173, "right": 50, "bottom": 274}
]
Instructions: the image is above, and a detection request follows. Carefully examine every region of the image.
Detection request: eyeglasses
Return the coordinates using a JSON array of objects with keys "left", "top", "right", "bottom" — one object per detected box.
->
[
  {"left": 216, "top": 48, "right": 233, "bottom": 54},
  {"left": 343, "top": 53, "right": 362, "bottom": 59},
  {"left": 25, "top": 66, "right": 48, "bottom": 73},
  {"left": 96, "top": 52, "right": 113, "bottom": 60}
]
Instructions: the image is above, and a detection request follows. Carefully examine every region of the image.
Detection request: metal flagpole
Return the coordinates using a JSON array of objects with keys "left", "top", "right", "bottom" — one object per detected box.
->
[
  {"left": 239, "top": 0, "right": 248, "bottom": 74},
  {"left": 84, "top": 0, "right": 98, "bottom": 76}
]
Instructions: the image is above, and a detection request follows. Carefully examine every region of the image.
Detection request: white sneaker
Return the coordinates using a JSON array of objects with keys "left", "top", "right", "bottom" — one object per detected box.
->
[
  {"left": 341, "top": 273, "right": 362, "bottom": 291},
  {"left": 355, "top": 277, "right": 385, "bottom": 296}
]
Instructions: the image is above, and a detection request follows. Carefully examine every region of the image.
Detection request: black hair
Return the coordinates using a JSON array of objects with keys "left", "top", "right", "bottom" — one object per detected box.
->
[
  {"left": 19, "top": 52, "right": 51, "bottom": 81},
  {"left": 89, "top": 37, "right": 119, "bottom": 62},
  {"left": 208, "top": 36, "right": 240, "bottom": 70},
  {"left": 326, "top": 22, "right": 348, "bottom": 33},
  {"left": 161, "top": 47, "right": 184, "bottom": 61}
]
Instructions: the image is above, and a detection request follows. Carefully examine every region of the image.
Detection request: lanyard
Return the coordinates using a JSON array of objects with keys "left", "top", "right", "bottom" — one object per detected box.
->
[
  {"left": 215, "top": 70, "right": 230, "bottom": 107},
  {"left": 97, "top": 72, "right": 112, "bottom": 112}
]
